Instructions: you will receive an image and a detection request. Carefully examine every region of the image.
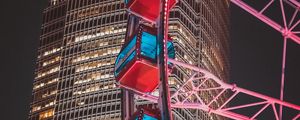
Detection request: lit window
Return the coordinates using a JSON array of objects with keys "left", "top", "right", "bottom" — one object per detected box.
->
[
  {"left": 42, "top": 90, "right": 57, "bottom": 98},
  {"left": 34, "top": 83, "right": 45, "bottom": 90},
  {"left": 33, "top": 78, "right": 58, "bottom": 90},
  {"left": 73, "top": 85, "right": 100, "bottom": 95},
  {"left": 42, "top": 47, "right": 61, "bottom": 57},
  {"left": 44, "top": 101, "right": 56, "bottom": 107},
  {"left": 77, "top": 101, "right": 85, "bottom": 106},
  {"left": 102, "top": 83, "right": 116, "bottom": 90},
  {"left": 74, "top": 27, "right": 126, "bottom": 43},
  {"left": 73, "top": 83, "right": 116, "bottom": 95},
  {"left": 77, "top": 7, "right": 99, "bottom": 18},
  {"left": 75, "top": 59, "right": 116, "bottom": 73},
  {"left": 32, "top": 106, "right": 41, "bottom": 112},
  {"left": 39, "top": 109, "right": 54, "bottom": 120},
  {"left": 74, "top": 73, "right": 101, "bottom": 85},
  {"left": 36, "top": 66, "right": 60, "bottom": 79},
  {"left": 51, "top": 0, "right": 57, "bottom": 5},
  {"left": 32, "top": 101, "right": 56, "bottom": 113},
  {"left": 42, "top": 56, "right": 61, "bottom": 66},
  {"left": 72, "top": 47, "right": 120, "bottom": 63},
  {"left": 168, "top": 78, "right": 176, "bottom": 85},
  {"left": 169, "top": 24, "right": 194, "bottom": 46}
]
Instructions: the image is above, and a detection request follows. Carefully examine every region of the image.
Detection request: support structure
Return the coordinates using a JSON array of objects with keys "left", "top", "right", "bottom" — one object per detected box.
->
[
  {"left": 157, "top": 0, "right": 173, "bottom": 119},
  {"left": 230, "top": 0, "right": 300, "bottom": 119},
  {"left": 119, "top": 0, "right": 300, "bottom": 119},
  {"left": 121, "top": 89, "right": 135, "bottom": 120},
  {"left": 231, "top": 0, "right": 300, "bottom": 44},
  {"left": 123, "top": 59, "right": 300, "bottom": 120},
  {"left": 279, "top": 37, "right": 287, "bottom": 120},
  {"left": 121, "top": 14, "right": 139, "bottom": 120}
]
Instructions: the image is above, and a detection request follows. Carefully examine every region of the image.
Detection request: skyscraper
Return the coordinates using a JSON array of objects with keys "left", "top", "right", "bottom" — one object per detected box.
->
[{"left": 28, "top": 0, "right": 229, "bottom": 120}]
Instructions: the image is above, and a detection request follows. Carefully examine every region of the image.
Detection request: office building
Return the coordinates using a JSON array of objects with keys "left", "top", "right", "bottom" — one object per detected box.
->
[{"left": 28, "top": 0, "right": 229, "bottom": 120}]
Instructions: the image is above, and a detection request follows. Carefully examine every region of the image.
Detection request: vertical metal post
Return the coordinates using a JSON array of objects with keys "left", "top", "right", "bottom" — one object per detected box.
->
[
  {"left": 121, "top": 14, "right": 137, "bottom": 120},
  {"left": 279, "top": 37, "right": 288, "bottom": 120},
  {"left": 121, "top": 89, "right": 135, "bottom": 120},
  {"left": 157, "top": 0, "right": 173, "bottom": 119}
]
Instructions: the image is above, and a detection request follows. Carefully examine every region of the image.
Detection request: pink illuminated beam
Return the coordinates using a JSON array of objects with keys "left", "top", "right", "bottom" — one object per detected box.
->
[
  {"left": 118, "top": 59, "right": 300, "bottom": 120},
  {"left": 279, "top": 37, "right": 288, "bottom": 120},
  {"left": 230, "top": 0, "right": 300, "bottom": 45},
  {"left": 290, "top": 0, "right": 300, "bottom": 8},
  {"left": 292, "top": 113, "right": 300, "bottom": 120},
  {"left": 230, "top": 1, "right": 300, "bottom": 119}
]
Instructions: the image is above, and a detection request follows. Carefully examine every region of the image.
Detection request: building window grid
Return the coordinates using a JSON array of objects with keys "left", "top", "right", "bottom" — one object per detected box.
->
[
  {"left": 64, "top": 13, "right": 127, "bottom": 34},
  {"left": 64, "top": 23, "right": 126, "bottom": 45},
  {"left": 29, "top": 1, "right": 227, "bottom": 119},
  {"left": 62, "top": 41, "right": 122, "bottom": 60},
  {"left": 57, "top": 31, "right": 122, "bottom": 119},
  {"left": 169, "top": 26, "right": 198, "bottom": 57},
  {"left": 169, "top": 22, "right": 198, "bottom": 47},
  {"left": 66, "top": 10, "right": 126, "bottom": 29},
  {"left": 42, "top": 21, "right": 65, "bottom": 36},
  {"left": 58, "top": 63, "right": 115, "bottom": 81},
  {"left": 31, "top": 98, "right": 56, "bottom": 113},
  {"left": 55, "top": 90, "right": 121, "bottom": 114},
  {"left": 38, "top": 37, "right": 63, "bottom": 53}
]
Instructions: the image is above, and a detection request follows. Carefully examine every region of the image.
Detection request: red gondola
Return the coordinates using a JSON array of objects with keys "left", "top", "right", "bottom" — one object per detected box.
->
[
  {"left": 124, "top": 0, "right": 177, "bottom": 23},
  {"left": 114, "top": 23, "right": 175, "bottom": 93}
]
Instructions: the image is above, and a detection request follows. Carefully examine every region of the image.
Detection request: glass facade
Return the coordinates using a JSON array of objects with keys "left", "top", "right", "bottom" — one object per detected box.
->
[{"left": 28, "top": 0, "right": 229, "bottom": 120}]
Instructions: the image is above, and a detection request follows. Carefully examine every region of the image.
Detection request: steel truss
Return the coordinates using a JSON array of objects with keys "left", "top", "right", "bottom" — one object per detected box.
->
[
  {"left": 231, "top": 0, "right": 300, "bottom": 119},
  {"left": 231, "top": 0, "right": 300, "bottom": 44},
  {"left": 120, "top": 0, "right": 300, "bottom": 119},
  {"left": 121, "top": 59, "right": 300, "bottom": 120}
]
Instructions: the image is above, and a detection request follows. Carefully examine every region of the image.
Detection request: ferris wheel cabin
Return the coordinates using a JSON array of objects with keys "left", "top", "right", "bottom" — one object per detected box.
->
[
  {"left": 114, "top": 23, "right": 175, "bottom": 93},
  {"left": 124, "top": 0, "right": 177, "bottom": 23}
]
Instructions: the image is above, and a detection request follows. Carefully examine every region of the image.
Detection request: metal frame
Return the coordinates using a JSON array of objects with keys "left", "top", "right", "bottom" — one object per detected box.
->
[
  {"left": 122, "top": 59, "right": 300, "bottom": 120},
  {"left": 121, "top": 0, "right": 300, "bottom": 119},
  {"left": 231, "top": 0, "right": 300, "bottom": 44},
  {"left": 231, "top": 0, "right": 300, "bottom": 119}
]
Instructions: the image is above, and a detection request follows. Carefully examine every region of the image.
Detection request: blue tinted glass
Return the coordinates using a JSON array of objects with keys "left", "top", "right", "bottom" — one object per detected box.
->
[
  {"left": 167, "top": 41, "right": 175, "bottom": 59},
  {"left": 115, "top": 36, "right": 137, "bottom": 76},
  {"left": 140, "top": 32, "right": 175, "bottom": 61},
  {"left": 141, "top": 32, "right": 157, "bottom": 60},
  {"left": 156, "top": 41, "right": 175, "bottom": 66},
  {"left": 134, "top": 114, "right": 157, "bottom": 120},
  {"left": 125, "top": 0, "right": 131, "bottom": 4},
  {"left": 143, "top": 114, "right": 157, "bottom": 120},
  {"left": 167, "top": 41, "right": 175, "bottom": 65}
]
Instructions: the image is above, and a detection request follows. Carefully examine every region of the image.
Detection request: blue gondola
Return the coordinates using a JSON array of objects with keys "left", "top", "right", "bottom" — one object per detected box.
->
[{"left": 114, "top": 23, "right": 175, "bottom": 93}]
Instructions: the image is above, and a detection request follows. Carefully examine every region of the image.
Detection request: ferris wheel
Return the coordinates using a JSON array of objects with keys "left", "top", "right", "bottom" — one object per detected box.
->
[{"left": 114, "top": 0, "right": 300, "bottom": 119}]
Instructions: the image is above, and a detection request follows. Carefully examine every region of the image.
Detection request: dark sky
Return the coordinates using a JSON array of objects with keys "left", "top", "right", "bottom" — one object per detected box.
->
[
  {"left": 0, "top": 1, "right": 299, "bottom": 120},
  {"left": 0, "top": 0, "right": 47, "bottom": 120}
]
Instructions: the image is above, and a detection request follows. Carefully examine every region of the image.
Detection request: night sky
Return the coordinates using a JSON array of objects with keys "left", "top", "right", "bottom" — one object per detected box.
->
[{"left": 0, "top": 1, "right": 299, "bottom": 120}]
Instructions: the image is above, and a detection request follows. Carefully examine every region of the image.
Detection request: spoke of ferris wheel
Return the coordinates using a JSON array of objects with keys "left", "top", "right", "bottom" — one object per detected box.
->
[
  {"left": 230, "top": 0, "right": 300, "bottom": 119},
  {"left": 292, "top": 113, "right": 300, "bottom": 120},
  {"left": 279, "top": 36, "right": 288, "bottom": 120},
  {"left": 124, "top": 59, "right": 300, "bottom": 120},
  {"left": 290, "top": 0, "right": 300, "bottom": 8},
  {"left": 230, "top": 0, "right": 300, "bottom": 45}
]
